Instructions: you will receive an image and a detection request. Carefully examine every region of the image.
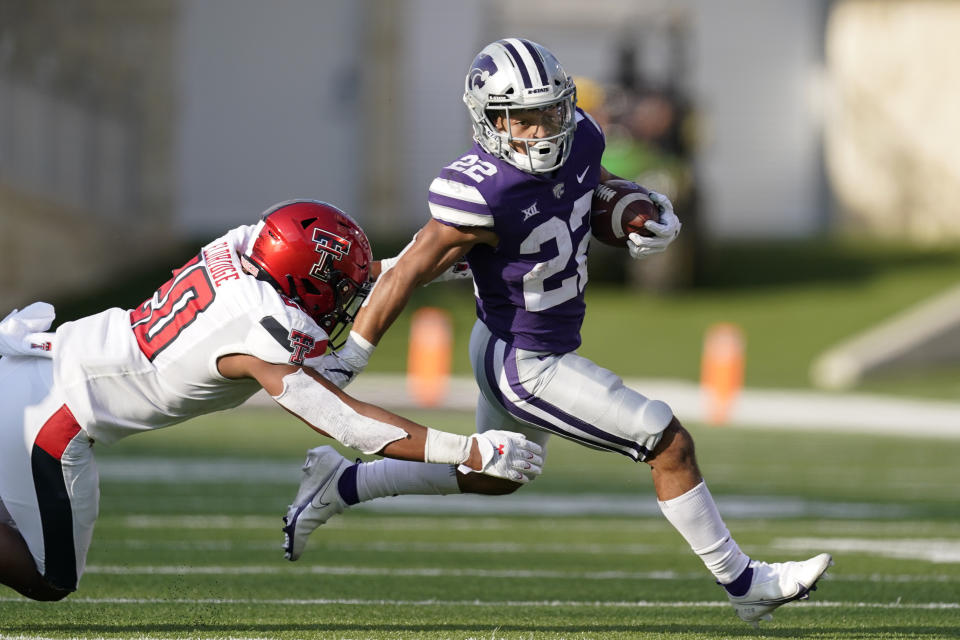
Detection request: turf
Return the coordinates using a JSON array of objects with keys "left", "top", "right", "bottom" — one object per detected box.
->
[{"left": 1, "top": 409, "right": 958, "bottom": 639}]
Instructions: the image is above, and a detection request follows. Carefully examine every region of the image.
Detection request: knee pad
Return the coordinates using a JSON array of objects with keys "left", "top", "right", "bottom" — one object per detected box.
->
[{"left": 610, "top": 382, "right": 673, "bottom": 451}]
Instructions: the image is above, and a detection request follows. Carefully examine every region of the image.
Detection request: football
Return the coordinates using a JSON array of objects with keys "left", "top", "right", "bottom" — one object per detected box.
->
[{"left": 590, "top": 179, "right": 659, "bottom": 247}]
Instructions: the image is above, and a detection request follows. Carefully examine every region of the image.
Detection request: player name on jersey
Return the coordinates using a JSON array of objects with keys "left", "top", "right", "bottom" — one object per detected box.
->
[{"left": 203, "top": 241, "right": 241, "bottom": 287}]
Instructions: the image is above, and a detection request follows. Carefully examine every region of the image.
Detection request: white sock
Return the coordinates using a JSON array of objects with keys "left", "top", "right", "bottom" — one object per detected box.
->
[
  {"left": 355, "top": 459, "right": 460, "bottom": 501},
  {"left": 657, "top": 481, "right": 750, "bottom": 584}
]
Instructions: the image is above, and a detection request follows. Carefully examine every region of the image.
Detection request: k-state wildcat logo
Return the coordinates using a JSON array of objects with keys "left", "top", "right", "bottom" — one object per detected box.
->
[{"left": 468, "top": 53, "right": 498, "bottom": 90}]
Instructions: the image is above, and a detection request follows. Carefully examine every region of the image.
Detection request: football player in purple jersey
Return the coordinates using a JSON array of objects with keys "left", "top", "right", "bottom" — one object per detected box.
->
[{"left": 287, "top": 39, "right": 831, "bottom": 624}]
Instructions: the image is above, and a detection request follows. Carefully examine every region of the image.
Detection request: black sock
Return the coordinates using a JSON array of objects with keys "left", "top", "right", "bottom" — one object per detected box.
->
[
  {"left": 722, "top": 565, "right": 754, "bottom": 597},
  {"left": 337, "top": 464, "right": 360, "bottom": 505}
]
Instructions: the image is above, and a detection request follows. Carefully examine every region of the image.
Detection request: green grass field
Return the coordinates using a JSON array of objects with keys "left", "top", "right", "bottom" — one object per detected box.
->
[{"left": 2, "top": 408, "right": 958, "bottom": 639}]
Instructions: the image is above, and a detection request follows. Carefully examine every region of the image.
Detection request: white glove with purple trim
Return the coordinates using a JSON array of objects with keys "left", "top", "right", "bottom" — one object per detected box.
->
[
  {"left": 627, "top": 190, "right": 681, "bottom": 260},
  {"left": 458, "top": 430, "right": 544, "bottom": 483}
]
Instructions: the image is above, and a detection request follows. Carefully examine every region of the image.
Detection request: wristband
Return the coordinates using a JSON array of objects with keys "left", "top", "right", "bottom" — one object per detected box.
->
[
  {"left": 338, "top": 331, "right": 375, "bottom": 370},
  {"left": 423, "top": 428, "right": 472, "bottom": 465},
  {"left": 378, "top": 255, "right": 399, "bottom": 275},
  {"left": 378, "top": 233, "right": 417, "bottom": 278}
]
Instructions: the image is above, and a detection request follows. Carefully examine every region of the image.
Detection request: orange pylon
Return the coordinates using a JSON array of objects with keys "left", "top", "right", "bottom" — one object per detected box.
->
[
  {"left": 700, "top": 323, "right": 745, "bottom": 425},
  {"left": 407, "top": 307, "right": 453, "bottom": 407}
]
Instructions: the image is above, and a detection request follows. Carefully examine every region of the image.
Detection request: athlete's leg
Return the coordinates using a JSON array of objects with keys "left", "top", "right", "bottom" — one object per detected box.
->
[
  {"left": 473, "top": 321, "right": 670, "bottom": 460},
  {"left": 471, "top": 322, "right": 753, "bottom": 585},
  {"left": 0, "top": 519, "right": 69, "bottom": 601},
  {"left": 480, "top": 329, "right": 832, "bottom": 621},
  {"left": 647, "top": 418, "right": 832, "bottom": 624},
  {"left": 282, "top": 368, "right": 532, "bottom": 559},
  {"left": 343, "top": 320, "right": 555, "bottom": 500},
  {"left": 0, "top": 357, "right": 99, "bottom": 600},
  {"left": 285, "top": 322, "right": 550, "bottom": 548},
  {"left": 453, "top": 321, "right": 553, "bottom": 495},
  {"left": 343, "top": 386, "right": 540, "bottom": 501},
  {"left": 455, "top": 387, "right": 549, "bottom": 494},
  {"left": 645, "top": 418, "right": 702, "bottom": 499},
  {"left": 643, "top": 418, "right": 749, "bottom": 584}
]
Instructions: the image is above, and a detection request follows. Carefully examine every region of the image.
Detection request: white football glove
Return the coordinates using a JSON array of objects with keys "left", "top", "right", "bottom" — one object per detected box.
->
[
  {"left": 459, "top": 430, "right": 544, "bottom": 484},
  {"left": 428, "top": 260, "right": 472, "bottom": 284},
  {"left": 313, "top": 331, "right": 374, "bottom": 389},
  {"left": 627, "top": 190, "right": 681, "bottom": 260},
  {"left": 0, "top": 302, "right": 55, "bottom": 358}
]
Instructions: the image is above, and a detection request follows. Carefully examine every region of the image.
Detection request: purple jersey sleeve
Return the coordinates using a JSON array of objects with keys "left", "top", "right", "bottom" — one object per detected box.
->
[{"left": 428, "top": 110, "right": 605, "bottom": 353}]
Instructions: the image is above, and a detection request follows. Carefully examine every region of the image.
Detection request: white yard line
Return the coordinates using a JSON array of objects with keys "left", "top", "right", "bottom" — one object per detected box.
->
[
  {"left": 0, "top": 596, "right": 956, "bottom": 609},
  {"left": 107, "top": 538, "right": 960, "bottom": 573},
  {"left": 113, "top": 539, "right": 664, "bottom": 554},
  {"left": 774, "top": 536, "right": 960, "bottom": 563},
  {"left": 114, "top": 515, "right": 960, "bottom": 536},
  {"left": 82, "top": 565, "right": 705, "bottom": 580},
  {"left": 78, "top": 564, "right": 960, "bottom": 583}
]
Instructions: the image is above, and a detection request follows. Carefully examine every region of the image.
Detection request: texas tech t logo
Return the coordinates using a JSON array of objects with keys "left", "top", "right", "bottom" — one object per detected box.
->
[
  {"left": 312, "top": 227, "right": 351, "bottom": 258},
  {"left": 309, "top": 228, "right": 352, "bottom": 280},
  {"left": 288, "top": 330, "right": 316, "bottom": 365}
]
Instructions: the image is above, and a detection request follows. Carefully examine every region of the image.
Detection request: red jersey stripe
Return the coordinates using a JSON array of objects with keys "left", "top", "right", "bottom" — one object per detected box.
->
[{"left": 35, "top": 405, "right": 81, "bottom": 460}]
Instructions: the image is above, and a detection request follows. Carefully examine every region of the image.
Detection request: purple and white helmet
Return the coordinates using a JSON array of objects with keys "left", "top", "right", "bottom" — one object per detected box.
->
[{"left": 463, "top": 38, "right": 577, "bottom": 174}]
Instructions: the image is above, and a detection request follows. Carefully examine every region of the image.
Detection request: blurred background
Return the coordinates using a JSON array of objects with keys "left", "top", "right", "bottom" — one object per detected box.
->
[{"left": 2, "top": 0, "right": 960, "bottom": 402}]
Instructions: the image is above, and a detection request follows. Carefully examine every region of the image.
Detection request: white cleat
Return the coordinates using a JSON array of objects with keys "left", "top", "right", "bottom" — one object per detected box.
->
[
  {"left": 727, "top": 553, "right": 833, "bottom": 625},
  {"left": 282, "top": 446, "right": 352, "bottom": 561}
]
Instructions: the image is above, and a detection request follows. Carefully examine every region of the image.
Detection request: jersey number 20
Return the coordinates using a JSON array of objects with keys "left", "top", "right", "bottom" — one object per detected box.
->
[{"left": 130, "top": 255, "right": 216, "bottom": 360}]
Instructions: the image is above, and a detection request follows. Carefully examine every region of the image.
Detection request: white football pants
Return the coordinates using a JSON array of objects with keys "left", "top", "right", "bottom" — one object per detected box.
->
[
  {"left": 468, "top": 321, "right": 672, "bottom": 463},
  {"left": 0, "top": 355, "right": 99, "bottom": 592}
]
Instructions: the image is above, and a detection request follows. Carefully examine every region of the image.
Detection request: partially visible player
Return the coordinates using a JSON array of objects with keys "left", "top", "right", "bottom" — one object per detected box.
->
[
  {"left": 0, "top": 199, "right": 542, "bottom": 602},
  {"left": 284, "top": 40, "right": 831, "bottom": 625}
]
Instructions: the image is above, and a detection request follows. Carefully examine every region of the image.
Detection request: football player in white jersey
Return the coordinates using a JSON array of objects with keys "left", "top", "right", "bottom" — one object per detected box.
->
[
  {"left": 0, "top": 199, "right": 542, "bottom": 602},
  {"left": 283, "top": 40, "right": 832, "bottom": 625}
]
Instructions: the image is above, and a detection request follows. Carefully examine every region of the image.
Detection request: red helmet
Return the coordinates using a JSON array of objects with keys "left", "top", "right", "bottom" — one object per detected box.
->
[{"left": 244, "top": 200, "right": 372, "bottom": 344}]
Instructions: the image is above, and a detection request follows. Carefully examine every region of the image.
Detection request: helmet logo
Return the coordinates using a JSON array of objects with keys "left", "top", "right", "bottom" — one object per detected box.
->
[
  {"left": 309, "top": 227, "right": 352, "bottom": 281},
  {"left": 468, "top": 53, "right": 498, "bottom": 90},
  {"left": 312, "top": 228, "right": 351, "bottom": 260}
]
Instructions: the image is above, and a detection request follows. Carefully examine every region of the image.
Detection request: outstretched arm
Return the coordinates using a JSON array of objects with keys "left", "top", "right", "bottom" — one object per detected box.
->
[
  {"left": 217, "top": 354, "right": 540, "bottom": 480},
  {"left": 313, "top": 219, "right": 490, "bottom": 389},
  {"left": 352, "top": 218, "right": 495, "bottom": 346}
]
